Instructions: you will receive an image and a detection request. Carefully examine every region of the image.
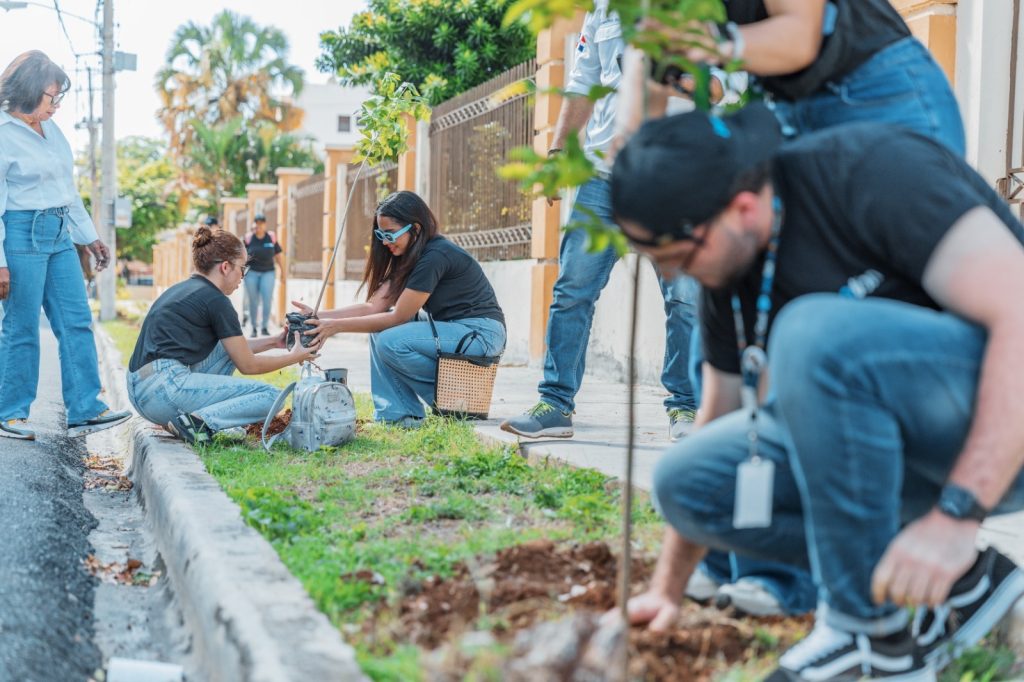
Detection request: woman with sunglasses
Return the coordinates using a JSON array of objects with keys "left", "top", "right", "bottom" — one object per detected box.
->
[
  {"left": 126, "top": 226, "right": 321, "bottom": 444},
  {"left": 0, "top": 50, "right": 131, "bottom": 439},
  {"left": 293, "top": 191, "right": 506, "bottom": 427}
]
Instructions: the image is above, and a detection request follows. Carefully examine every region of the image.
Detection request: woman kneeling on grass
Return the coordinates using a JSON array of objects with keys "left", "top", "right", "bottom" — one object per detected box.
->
[
  {"left": 294, "top": 191, "right": 505, "bottom": 427},
  {"left": 127, "top": 226, "right": 321, "bottom": 444}
]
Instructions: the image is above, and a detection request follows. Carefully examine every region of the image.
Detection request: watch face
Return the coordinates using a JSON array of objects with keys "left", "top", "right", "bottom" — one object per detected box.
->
[
  {"left": 939, "top": 485, "right": 985, "bottom": 521},
  {"left": 939, "top": 493, "right": 968, "bottom": 518}
]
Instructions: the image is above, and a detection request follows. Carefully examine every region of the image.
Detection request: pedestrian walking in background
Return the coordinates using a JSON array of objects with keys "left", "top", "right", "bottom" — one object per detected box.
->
[
  {"left": 0, "top": 50, "right": 130, "bottom": 440},
  {"left": 243, "top": 213, "right": 281, "bottom": 337}
]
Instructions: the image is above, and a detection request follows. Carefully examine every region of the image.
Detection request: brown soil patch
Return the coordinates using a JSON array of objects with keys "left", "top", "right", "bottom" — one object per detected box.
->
[
  {"left": 371, "top": 540, "right": 809, "bottom": 681},
  {"left": 393, "top": 540, "right": 644, "bottom": 649},
  {"left": 245, "top": 409, "right": 291, "bottom": 438}
]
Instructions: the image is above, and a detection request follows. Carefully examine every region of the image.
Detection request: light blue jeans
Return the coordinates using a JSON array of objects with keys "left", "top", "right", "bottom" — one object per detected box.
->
[
  {"left": 0, "top": 208, "right": 109, "bottom": 423},
  {"left": 541, "top": 177, "right": 698, "bottom": 413},
  {"left": 772, "top": 36, "right": 965, "bottom": 156},
  {"left": 244, "top": 270, "right": 275, "bottom": 331},
  {"left": 126, "top": 342, "right": 279, "bottom": 431},
  {"left": 370, "top": 317, "right": 506, "bottom": 422},
  {"left": 656, "top": 295, "right": 1024, "bottom": 633},
  {"left": 697, "top": 35, "right": 966, "bottom": 612}
]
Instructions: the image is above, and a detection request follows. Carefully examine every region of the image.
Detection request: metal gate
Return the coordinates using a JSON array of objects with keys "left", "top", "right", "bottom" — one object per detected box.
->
[{"left": 999, "top": 0, "right": 1024, "bottom": 219}]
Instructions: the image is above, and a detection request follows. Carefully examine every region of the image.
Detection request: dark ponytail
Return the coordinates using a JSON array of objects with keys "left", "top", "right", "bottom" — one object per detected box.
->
[{"left": 192, "top": 226, "right": 243, "bottom": 274}]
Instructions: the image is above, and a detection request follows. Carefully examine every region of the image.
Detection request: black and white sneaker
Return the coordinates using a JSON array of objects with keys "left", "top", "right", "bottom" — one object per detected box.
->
[
  {"left": 67, "top": 409, "right": 131, "bottom": 437},
  {"left": 914, "top": 547, "right": 1024, "bottom": 669},
  {"left": 166, "top": 413, "right": 215, "bottom": 445},
  {"left": 765, "top": 621, "right": 934, "bottom": 681}
]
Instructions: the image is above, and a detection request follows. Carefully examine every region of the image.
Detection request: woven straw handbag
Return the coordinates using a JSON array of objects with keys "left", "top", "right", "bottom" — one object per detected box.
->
[{"left": 427, "top": 315, "right": 500, "bottom": 419}]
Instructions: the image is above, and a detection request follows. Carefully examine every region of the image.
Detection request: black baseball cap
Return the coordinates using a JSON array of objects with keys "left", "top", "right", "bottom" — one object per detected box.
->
[
  {"left": 611, "top": 102, "right": 783, "bottom": 244},
  {"left": 203, "top": 215, "right": 219, "bottom": 227}
]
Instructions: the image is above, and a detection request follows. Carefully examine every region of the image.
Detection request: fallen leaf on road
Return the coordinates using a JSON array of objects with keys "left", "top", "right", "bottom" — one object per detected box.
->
[{"left": 82, "top": 554, "right": 157, "bottom": 586}]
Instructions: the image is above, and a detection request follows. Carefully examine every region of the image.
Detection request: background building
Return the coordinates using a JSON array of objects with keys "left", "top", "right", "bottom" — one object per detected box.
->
[{"left": 294, "top": 81, "right": 372, "bottom": 155}]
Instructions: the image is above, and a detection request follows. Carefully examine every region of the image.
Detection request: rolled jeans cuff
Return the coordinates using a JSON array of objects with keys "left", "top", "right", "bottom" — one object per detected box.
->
[{"left": 820, "top": 601, "right": 908, "bottom": 636}]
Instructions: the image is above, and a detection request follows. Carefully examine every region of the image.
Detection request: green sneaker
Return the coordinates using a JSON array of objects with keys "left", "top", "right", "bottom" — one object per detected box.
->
[
  {"left": 668, "top": 408, "right": 696, "bottom": 442},
  {"left": 500, "top": 401, "right": 573, "bottom": 439}
]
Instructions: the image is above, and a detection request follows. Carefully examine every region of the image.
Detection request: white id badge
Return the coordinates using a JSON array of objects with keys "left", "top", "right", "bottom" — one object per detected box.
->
[{"left": 733, "top": 458, "right": 775, "bottom": 529}]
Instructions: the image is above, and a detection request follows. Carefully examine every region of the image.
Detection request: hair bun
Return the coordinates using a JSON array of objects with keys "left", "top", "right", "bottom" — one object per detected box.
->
[{"left": 193, "top": 226, "right": 214, "bottom": 248}]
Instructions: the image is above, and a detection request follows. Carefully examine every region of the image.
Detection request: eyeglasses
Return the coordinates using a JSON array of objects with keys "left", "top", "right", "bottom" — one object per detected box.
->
[
  {"left": 216, "top": 260, "right": 249, "bottom": 276},
  {"left": 625, "top": 220, "right": 703, "bottom": 248},
  {"left": 374, "top": 223, "right": 413, "bottom": 244},
  {"left": 42, "top": 91, "right": 65, "bottom": 106}
]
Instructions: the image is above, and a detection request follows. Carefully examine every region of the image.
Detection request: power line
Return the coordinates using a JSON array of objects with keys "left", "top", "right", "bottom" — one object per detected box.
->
[{"left": 52, "top": 0, "right": 78, "bottom": 56}]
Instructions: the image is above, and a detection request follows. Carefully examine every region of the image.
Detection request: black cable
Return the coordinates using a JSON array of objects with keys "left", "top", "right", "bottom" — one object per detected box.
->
[{"left": 52, "top": 0, "right": 78, "bottom": 56}]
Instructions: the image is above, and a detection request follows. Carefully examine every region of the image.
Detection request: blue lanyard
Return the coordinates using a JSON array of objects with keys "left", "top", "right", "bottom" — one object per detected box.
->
[{"left": 730, "top": 196, "right": 783, "bottom": 460}]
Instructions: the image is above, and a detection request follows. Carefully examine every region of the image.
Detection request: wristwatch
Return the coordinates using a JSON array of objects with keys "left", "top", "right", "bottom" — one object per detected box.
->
[{"left": 937, "top": 484, "right": 989, "bottom": 522}]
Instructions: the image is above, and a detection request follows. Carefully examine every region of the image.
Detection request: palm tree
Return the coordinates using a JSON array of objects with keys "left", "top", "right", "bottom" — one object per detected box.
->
[{"left": 156, "top": 10, "right": 306, "bottom": 205}]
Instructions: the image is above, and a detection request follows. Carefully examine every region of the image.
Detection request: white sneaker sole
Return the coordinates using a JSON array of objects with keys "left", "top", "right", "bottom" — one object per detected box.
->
[
  {"left": 499, "top": 423, "right": 574, "bottom": 439},
  {"left": 716, "top": 585, "right": 785, "bottom": 617},
  {"left": 67, "top": 414, "right": 131, "bottom": 438},
  {"left": 927, "top": 567, "right": 1024, "bottom": 669},
  {"left": 0, "top": 429, "right": 34, "bottom": 440}
]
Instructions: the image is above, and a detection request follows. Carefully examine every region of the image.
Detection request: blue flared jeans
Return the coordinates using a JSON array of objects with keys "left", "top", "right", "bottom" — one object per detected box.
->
[
  {"left": 0, "top": 208, "right": 109, "bottom": 423},
  {"left": 370, "top": 317, "right": 506, "bottom": 422}
]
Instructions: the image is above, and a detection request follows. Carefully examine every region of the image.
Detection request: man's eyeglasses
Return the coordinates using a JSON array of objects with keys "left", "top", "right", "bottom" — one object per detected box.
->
[
  {"left": 42, "top": 91, "right": 66, "bottom": 106},
  {"left": 374, "top": 223, "right": 413, "bottom": 244}
]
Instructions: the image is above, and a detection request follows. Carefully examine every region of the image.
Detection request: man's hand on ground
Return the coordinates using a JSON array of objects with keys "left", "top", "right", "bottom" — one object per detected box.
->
[
  {"left": 603, "top": 589, "right": 681, "bottom": 632},
  {"left": 871, "top": 509, "right": 980, "bottom": 607}
]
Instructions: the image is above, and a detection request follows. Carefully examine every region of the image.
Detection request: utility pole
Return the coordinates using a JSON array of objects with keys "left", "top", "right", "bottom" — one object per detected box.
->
[
  {"left": 86, "top": 66, "right": 100, "bottom": 228},
  {"left": 98, "top": 0, "right": 116, "bottom": 321}
]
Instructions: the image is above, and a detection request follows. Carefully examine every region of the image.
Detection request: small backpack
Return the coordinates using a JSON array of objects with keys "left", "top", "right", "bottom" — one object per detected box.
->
[{"left": 261, "top": 364, "right": 356, "bottom": 452}]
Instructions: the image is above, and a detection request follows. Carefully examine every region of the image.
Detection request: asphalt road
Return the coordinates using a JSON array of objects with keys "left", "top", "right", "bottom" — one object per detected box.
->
[{"left": 0, "top": 328, "right": 102, "bottom": 681}]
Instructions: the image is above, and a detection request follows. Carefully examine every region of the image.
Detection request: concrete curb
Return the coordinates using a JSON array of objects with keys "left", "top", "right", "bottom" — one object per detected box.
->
[{"left": 94, "top": 326, "right": 368, "bottom": 682}]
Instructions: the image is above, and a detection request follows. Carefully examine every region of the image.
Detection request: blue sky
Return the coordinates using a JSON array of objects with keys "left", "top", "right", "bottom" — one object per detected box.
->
[{"left": 0, "top": 0, "right": 366, "bottom": 151}]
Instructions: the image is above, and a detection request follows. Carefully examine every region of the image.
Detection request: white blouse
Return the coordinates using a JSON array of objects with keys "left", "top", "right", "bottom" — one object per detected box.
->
[{"left": 0, "top": 110, "right": 99, "bottom": 268}]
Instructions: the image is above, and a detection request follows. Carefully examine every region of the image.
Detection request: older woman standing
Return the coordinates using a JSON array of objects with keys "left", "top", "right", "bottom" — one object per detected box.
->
[{"left": 0, "top": 50, "right": 130, "bottom": 439}]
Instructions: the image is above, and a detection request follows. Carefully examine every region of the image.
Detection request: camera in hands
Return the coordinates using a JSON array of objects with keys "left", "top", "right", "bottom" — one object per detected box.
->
[{"left": 285, "top": 311, "right": 318, "bottom": 350}]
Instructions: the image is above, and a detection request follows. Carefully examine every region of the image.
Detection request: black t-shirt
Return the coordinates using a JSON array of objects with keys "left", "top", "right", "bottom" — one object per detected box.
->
[
  {"left": 129, "top": 275, "right": 244, "bottom": 371},
  {"left": 404, "top": 237, "right": 505, "bottom": 326},
  {"left": 702, "top": 123, "right": 1024, "bottom": 374},
  {"left": 245, "top": 232, "right": 282, "bottom": 272},
  {"left": 725, "top": 0, "right": 910, "bottom": 100}
]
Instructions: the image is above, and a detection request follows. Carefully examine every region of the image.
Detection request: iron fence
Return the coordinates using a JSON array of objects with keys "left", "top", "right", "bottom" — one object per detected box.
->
[
  {"left": 344, "top": 161, "right": 398, "bottom": 280},
  {"left": 289, "top": 174, "right": 326, "bottom": 278},
  {"left": 428, "top": 60, "right": 535, "bottom": 261}
]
